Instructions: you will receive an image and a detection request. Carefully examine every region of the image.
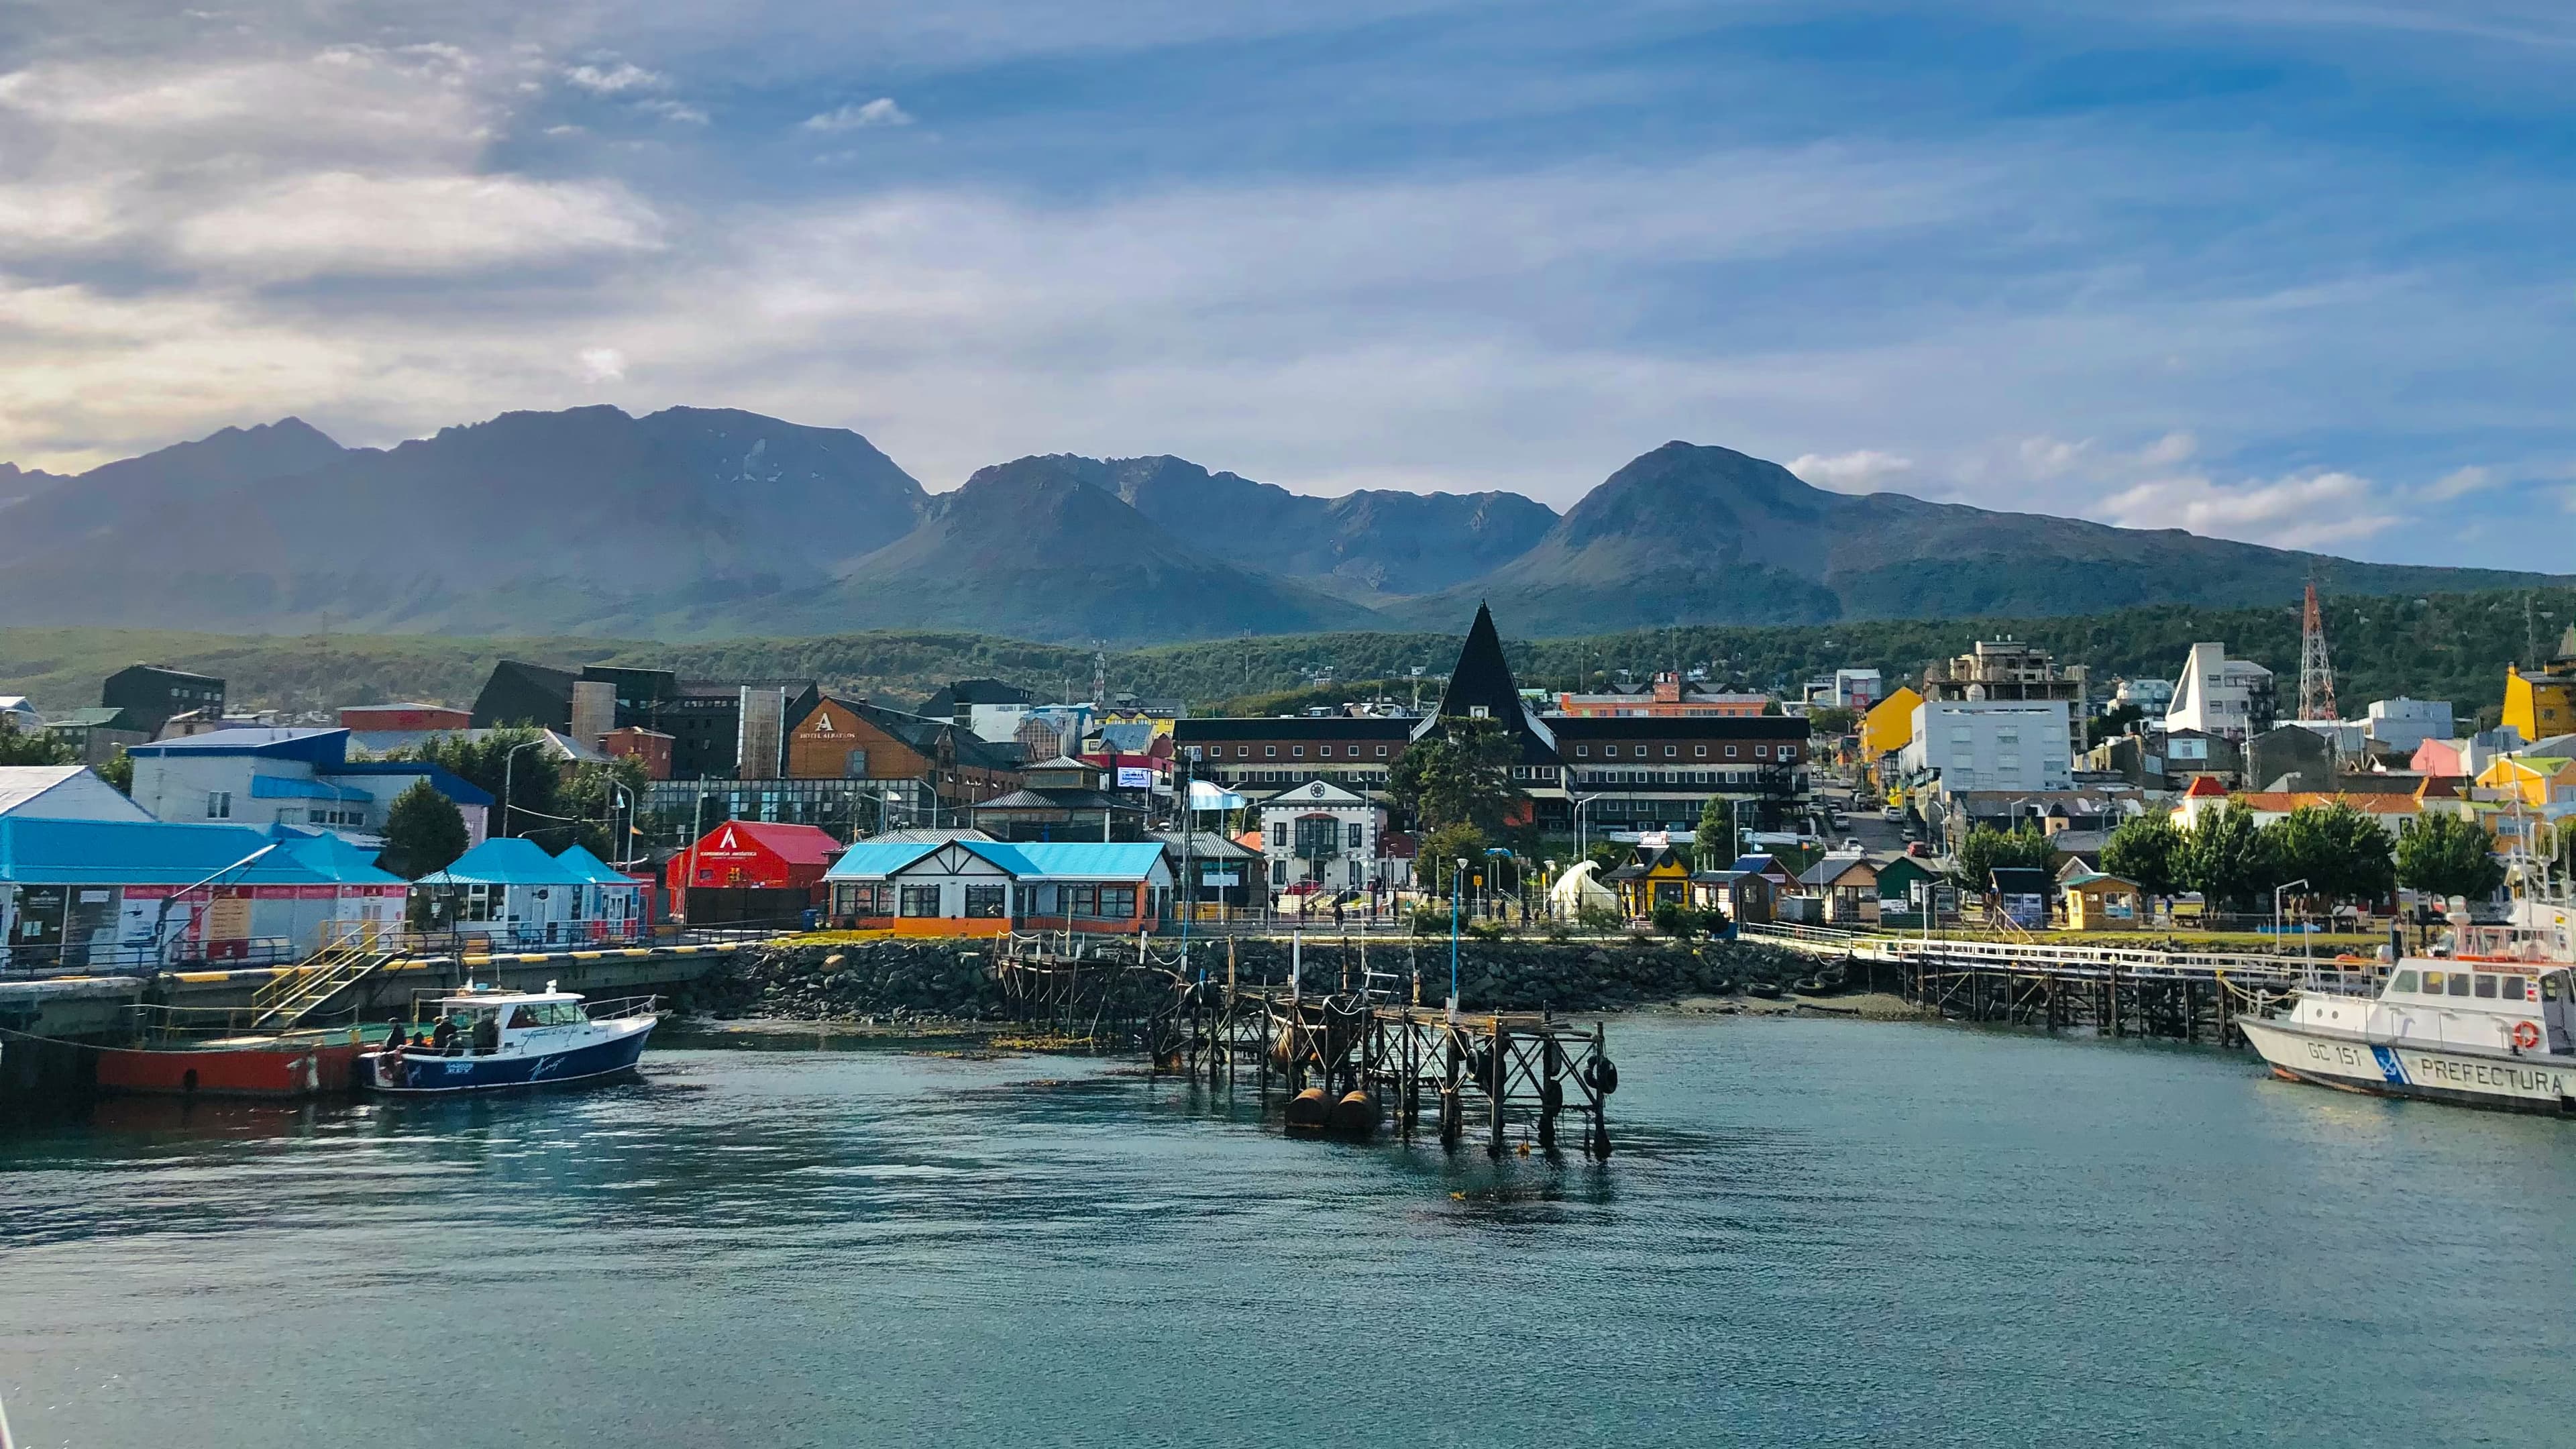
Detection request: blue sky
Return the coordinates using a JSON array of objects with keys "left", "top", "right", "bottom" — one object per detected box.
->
[{"left": 0, "top": 0, "right": 2569, "bottom": 566}]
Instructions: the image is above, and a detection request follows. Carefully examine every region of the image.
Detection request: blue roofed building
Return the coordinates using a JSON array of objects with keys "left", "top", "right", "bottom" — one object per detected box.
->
[
  {"left": 125, "top": 727, "right": 494, "bottom": 850},
  {"left": 0, "top": 816, "right": 407, "bottom": 975},
  {"left": 412, "top": 837, "right": 625, "bottom": 947},
  {"left": 823, "top": 837, "right": 1173, "bottom": 936}
]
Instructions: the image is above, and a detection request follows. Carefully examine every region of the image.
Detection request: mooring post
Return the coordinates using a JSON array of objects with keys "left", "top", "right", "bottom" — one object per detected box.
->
[
  {"left": 1588, "top": 1020, "right": 1612, "bottom": 1159},
  {"left": 2106, "top": 963, "right": 2121, "bottom": 1038},
  {"left": 1538, "top": 1032, "right": 1562, "bottom": 1157},
  {"left": 1440, "top": 1028, "right": 1463, "bottom": 1150},
  {"left": 1487, "top": 1020, "right": 1508, "bottom": 1158}
]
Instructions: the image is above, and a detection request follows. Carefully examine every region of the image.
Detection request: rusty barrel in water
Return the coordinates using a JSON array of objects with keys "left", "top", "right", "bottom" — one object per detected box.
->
[
  {"left": 1285, "top": 1085, "right": 1331, "bottom": 1130},
  {"left": 1328, "top": 1089, "right": 1379, "bottom": 1138}
]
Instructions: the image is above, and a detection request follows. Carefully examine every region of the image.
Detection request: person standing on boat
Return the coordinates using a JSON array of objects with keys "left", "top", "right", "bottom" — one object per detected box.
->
[
  {"left": 431, "top": 1014, "right": 458, "bottom": 1056},
  {"left": 471, "top": 1013, "right": 499, "bottom": 1056}
]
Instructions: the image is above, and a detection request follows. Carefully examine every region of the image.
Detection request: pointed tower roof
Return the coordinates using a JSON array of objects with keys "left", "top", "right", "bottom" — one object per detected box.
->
[{"left": 1412, "top": 602, "right": 1557, "bottom": 759}]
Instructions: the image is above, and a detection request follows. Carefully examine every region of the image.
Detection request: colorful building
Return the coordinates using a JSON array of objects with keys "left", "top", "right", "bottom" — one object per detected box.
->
[
  {"left": 822, "top": 839, "right": 1172, "bottom": 936},
  {"left": 668, "top": 820, "right": 843, "bottom": 925},
  {"left": 1861, "top": 686, "right": 1921, "bottom": 758},
  {"left": 2477, "top": 754, "right": 2576, "bottom": 810},
  {"left": 415, "top": 838, "right": 644, "bottom": 946}
]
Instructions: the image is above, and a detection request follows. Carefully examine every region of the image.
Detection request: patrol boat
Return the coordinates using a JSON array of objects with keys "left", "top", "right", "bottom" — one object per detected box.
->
[
  {"left": 359, "top": 985, "right": 660, "bottom": 1095},
  {"left": 2238, "top": 959, "right": 2576, "bottom": 1113}
]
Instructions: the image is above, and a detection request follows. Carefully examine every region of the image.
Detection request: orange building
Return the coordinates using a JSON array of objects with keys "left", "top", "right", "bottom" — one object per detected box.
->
[{"left": 1555, "top": 672, "right": 1769, "bottom": 718}]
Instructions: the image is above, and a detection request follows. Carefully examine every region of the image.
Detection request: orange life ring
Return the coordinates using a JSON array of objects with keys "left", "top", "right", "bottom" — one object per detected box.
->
[{"left": 2512, "top": 1020, "right": 2542, "bottom": 1051}]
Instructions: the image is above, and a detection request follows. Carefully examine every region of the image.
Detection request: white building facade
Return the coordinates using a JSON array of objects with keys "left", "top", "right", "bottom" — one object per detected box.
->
[
  {"left": 2164, "top": 642, "right": 2277, "bottom": 743},
  {"left": 1902, "top": 700, "right": 2074, "bottom": 795},
  {"left": 2365, "top": 697, "right": 2455, "bottom": 753},
  {"left": 1259, "top": 779, "right": 1400, "bottom": 894}
]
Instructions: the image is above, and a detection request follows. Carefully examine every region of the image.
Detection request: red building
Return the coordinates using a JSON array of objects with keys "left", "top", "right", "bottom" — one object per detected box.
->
[
  {"left": 667, "top": 820, "right": 843, "bottom": 925},
  {"left": 602, "top": 726, "right": 675, "bottom": 781},
  {"left": 339, "top": 702, "right": 472, "bottom": 731}
]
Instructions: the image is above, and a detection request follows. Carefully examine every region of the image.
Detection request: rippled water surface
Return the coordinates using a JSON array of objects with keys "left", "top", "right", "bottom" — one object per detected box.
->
[{"left": 6, "top": 1014, "right": 2575, "bottom": 1448}]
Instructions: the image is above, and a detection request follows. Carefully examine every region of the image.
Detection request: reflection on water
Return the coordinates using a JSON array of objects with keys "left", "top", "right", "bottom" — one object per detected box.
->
[{"left": 5, "top": 1016, "right": 2575, "bottom": 1448}]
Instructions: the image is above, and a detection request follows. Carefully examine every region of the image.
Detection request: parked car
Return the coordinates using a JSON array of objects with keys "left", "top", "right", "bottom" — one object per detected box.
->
[
  {"left": 1840, "top": 837, "right": 1864, "bottom": 853},
  {"left": 1906, "top": 841, "right": 1933, "bottom": 859},
  {"left": 1882, "top": 804, "right": 1902, "bottom": 820}
]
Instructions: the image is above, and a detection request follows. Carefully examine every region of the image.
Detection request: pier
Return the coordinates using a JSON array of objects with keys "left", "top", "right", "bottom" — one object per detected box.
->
[
  {"left": 1744, "top": 922, "right": 2365, "bottom": 1046},
  {"left": 994, "top": 932, "right": 1617, "bottom": 1157}
]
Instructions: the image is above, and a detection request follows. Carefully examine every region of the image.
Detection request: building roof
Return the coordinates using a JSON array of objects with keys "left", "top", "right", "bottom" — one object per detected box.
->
[
  {"left": 1989, "top": 867, "right": 2053, "bottom": 892},
  {"left": 1146, "top": 828, "right": 1259, "bottom": 860},
  {"left": 0, "top": 765, "right": 152, "bottom": 822},
  {"left": 1798, "top": 855, "right": 1877, "bottom": 888},
  {"left": 1174, "top": 716, "right": 1413, "bottom": 741},
  {"left": 1417, "top": 602, "right": 1558, "bottom": 759},
  {"left": 51, "top": 706, "right": 136, "bottom": 729},
  {"left": 687, "top": 820, "right": 845, "bottom": 865},
  {"left": 2233, "top": 792, "right": 2420, "bottom": 815},
  {"left": 2061, "top": 869, "right": 2140, "bottom": 890},
  {"left": 550, "top": 844, "right": 638, "bottom": 885},
  {"left": 824, "top": 838, "right": 1167, "bottom": 881},
  {"left": 419, "top": 837, "right": 594, "bottom": 887},
  {"left": 2184, "top": 775, "right": 2231, "bottom": 798},
  {"left": 920, "top": 678, "right": 1038, "bottom": 712},
  {"left": 126, "top": 726, "right": 350, "bottom": 763},
  {"left": 973, "top": 788, "right": 1138, "bottom": 812},
  {"left": 0, "top": 816, "right": 402, "bottom": 887},
  {"left": 327, "top": 760, "right": 496, "bottom": 808}
]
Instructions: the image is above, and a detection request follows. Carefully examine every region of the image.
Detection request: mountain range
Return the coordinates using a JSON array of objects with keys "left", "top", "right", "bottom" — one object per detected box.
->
[{"left": 0, "top": 406, "right": 2556, "bottom": 644}]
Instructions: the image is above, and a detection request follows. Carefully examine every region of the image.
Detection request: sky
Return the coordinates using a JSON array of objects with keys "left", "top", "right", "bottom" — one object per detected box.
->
[{"left": 0, "top": 0, "right": 2570, "bottom": 567}]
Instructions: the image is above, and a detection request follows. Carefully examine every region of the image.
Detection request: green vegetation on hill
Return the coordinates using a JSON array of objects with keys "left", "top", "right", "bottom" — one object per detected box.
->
[{"left": 5, "top": 582, "right": 2569, "bottom": 722}]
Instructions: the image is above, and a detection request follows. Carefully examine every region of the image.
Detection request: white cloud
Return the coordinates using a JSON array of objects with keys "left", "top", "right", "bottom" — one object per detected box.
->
[
  {"left": 2096, "top": 469, "right": 2400, "bottom": 550},
  {"left": 174, "top": 173, "right": 659, "bottom": 276},
  {"left": 1788, "top": 449, "right": 1913, "bottom": 492},
  {"left": 639, "top": 99, "right": 708, "bottom": 124},
  {"left": 564, "top": 62, "right": 662, "bottom": 94},
  {"left": 578, "top": 347, "right": 627, "bottom": 382},
  {"left": 2424, "top": 464, "right": 2496, "bottom": 500},
  {"left": 801, "top": 97, "right": 913, "bottom": 131}
]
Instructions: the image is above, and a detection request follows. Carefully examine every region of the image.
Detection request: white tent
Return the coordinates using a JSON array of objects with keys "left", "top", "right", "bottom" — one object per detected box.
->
[{"left": 1548, "top": 859, "right": 1619, "bottom": 918}]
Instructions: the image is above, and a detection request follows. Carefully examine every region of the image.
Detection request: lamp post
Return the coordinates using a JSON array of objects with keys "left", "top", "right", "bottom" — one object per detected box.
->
[
  {"left": 2273, "top": 877, "right": 2312, "bottom": 975},
  {"left": 500, "top": 738, "right": 547, "bottom": 839},
  {"left": 1572, "top": 793, "right": 1603, "bottom": 859},
  {"left": 1450, "top": 855, "right": 1466, "bottom": 1017}
]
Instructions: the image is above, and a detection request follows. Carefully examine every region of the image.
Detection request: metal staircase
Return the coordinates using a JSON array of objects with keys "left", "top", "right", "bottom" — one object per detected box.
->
[{"left": 250, "top": 930, "right": 395, "bottom": 1031}]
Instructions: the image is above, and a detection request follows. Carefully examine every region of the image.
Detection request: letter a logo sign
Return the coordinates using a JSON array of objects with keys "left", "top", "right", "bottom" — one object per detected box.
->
[{"left": 717, "top": 826, "right": 739, "bottom": 851}]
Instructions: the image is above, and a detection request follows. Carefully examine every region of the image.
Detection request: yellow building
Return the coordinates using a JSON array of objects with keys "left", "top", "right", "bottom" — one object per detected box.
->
[
  {"left": 2061, "top": 871, "right": 2143, "bottom": 931},
  {"left": 2503, "top": 636, "right": 2576, "bottom": 742},
  {"left": 2475, "top": 754, "right": 2576, "bottom": 809},
  {"left": 1861, "top": 685, "right": 1922, "bottom": 758}
]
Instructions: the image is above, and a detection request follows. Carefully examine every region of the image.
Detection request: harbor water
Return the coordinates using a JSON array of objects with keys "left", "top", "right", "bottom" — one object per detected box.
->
[{"left": 5, "top": 1014, "right": 2575, "bottom": 1447}]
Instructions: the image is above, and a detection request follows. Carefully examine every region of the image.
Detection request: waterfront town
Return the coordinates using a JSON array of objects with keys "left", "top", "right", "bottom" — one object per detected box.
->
[{"left": 3, "top": 594, "right": 2571, "bottom": 973}]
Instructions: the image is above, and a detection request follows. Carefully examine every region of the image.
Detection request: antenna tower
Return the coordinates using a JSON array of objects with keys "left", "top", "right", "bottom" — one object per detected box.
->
[
  {"left": 1091, "top": 643, "right": 1107, "bottom": 707},
  {"left": 2297, "top": 581, "right": 2337, "bottom": 722}
]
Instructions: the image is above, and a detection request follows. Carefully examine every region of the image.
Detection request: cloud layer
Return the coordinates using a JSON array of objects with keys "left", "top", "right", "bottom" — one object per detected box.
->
[{"left": 0, "top": 1, "right": 2567, "bottom": 570}]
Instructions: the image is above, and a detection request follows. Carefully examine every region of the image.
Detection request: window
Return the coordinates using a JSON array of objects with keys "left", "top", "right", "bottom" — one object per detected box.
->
[
  {"left": 1237, "top": 746, "right": 1250, "bottom": 758},
  {"left": 1695, "top": 745, "right": 1707, "bottom": 757},
  {"left": 964, "top": 884, "right": 1008, "bottom": 918},
  {"left": 463, "top": 883, "right": 492, "bottom": 922},
  {"left": 843, "top": 749, "right": 869, "bottom": 778},
  {"left": 898, "top": 884, "right": 943, "bottom": 917},
  {"left": 2475, "top": 973, "right": 2499, "bottom": 999},
  {"left": 2504, "top": 976, "right": 2528, "bottom": 1002},
  {"left": 1292, "top": 746, "right": 1305, "bottom": 758},
  {"left": 2448, "top": 973, "right": 2472, "bottom": 997},
  {"left": 1754, "top": 745, "right": 1768, "bottom": 759},
  {"left": 1468, "top": 705, "right": 1489, "bottom": 718},
  {"left": 1606, "top": 746, "right": 1621, "bottom": 759},
  {"left": 1374, "top": 745, "right": 1387, "bottom": 758},
  {"left": 1575, "top": 745, "right": 1589, "bottom": 758},
  {"left": 2424, "top": 971, "right": 2445, "bottom": 994},
  {"left": 206, "top": 790, "right": 232, "bottom": 819},
  {"left": 1664, "top": 745, "right": 1677, "bottom": 758},
  {"left": 1099, "top": 885, "right": 1138, "bottom": 918},
  {"left": 1265, "top": 745, "right": 1277, "bottom": 758},
  {"left": 1725, "top": 745, "right": 1738, "bottom": 759},
  {"left": 2392, "top": 969, "right": 2418, "bottom": 993},
  {"left": 1348, "top": 746, "right": 1362, "bottom": 759},
  {"left": 1347, "top": 822, "right": 1364, "bottom": 849}
]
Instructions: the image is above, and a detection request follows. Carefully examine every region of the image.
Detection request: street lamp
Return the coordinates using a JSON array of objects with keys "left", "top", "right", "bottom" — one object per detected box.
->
[
  {"left": 1450, "top": 855, "right": 1467, "bottom": 1017},
  {"left": 2273, "top": 877, "right": 2312, "bottom": 973},
  {"left": 500, "top": 737, "right": 547, "bottom": 839},
  {"left": 1572, "top": 792, "right": 1603, "bottom": 858}
]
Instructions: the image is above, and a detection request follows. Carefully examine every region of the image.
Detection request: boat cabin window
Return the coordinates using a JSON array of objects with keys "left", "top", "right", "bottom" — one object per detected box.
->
[
  {"left": 536, "top": 1002, "right": 589, "bottom": 1025},
  {"left": 2504, "top": 976, "right": 2528, "bottom": 1002},
  {"left": 2448, "top": 973, "right": 2472, "bottom": 997},
  {"left": 508, "top": 1006, "right": 543, "bottom": 1028},
  {"left": 2423, "top": 971, "right": 2445, "bottom": 995},
  {"left": 2392, "top": 969, "right": 2418, "bottom": 993},
  {"left": 2475, "top": 974, "right": 2500, "bottom": 999},
  {"left": 2548, "top": 973, "right": 2570, "bottom": 1003}
]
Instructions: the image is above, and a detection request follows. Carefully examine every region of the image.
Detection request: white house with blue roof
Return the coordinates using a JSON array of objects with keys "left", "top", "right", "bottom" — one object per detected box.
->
[
  {"left": 824, "top": 838, "right": 1172, "bottom": 936},
  {"left": 126, "top": 727, "right": 494, "bottom": 849},
  {"left": 412, "top": 837, "right": 628, "bottom": 947}
]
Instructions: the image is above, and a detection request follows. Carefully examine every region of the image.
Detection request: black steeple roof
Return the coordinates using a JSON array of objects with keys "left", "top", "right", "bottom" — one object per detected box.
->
[{"left": 1413, "top": 602, "right": 1558, "bottom": 761}]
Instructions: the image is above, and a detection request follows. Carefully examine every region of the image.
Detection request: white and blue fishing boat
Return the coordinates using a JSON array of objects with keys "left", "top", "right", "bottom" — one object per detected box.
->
[{"left": 359, "top": 985, "right": 659, "bottom": 1095}]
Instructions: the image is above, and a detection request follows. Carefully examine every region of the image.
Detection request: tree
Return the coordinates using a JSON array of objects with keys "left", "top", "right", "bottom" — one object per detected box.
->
[
  {"left": 2267, "top": 800, "right": 2395, "bottom": 906},
  {"left": 95, "top": 749, "right": 134, "bottom": 794},
  {"left": 0, "top": 719, "right": 74, "bottom": 766},
  {"left": 1955, "top": 824, "right": 2055, "bottom": 886},
  {"left": 2100, "top": 814, "right": 2184, "bottom": 897},
  {"left": 2396, "top": 811, "right": 2505, "bottom": 903},
  {"left": 379, "top": 781, "right": 470, "bottom": 879},
  {"left": 1695, "top": 795, "right": 1736, "bottom": 869},
  {"left": 2178, "top": 803, "right": 2275, "bottom": 910},
  {"left": 1807, "top": 706, "right": 1858, "bottom": 737},
  {"left": 1419, "top": 822, "right": 1491, "bottom": 898},
  {"left": 1388, "top": 717, "right": 1525, "bottom": 832},
  {"left": 412, "top": 727, "right": 560, "bottom": 837},
  {"left": 557, "top": 757, "right": 650, "bottom": 859}
]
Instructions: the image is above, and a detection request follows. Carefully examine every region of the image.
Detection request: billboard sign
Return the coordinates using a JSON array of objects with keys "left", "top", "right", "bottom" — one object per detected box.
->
[{"left": 1116, "top": 766, "right": 1155, "bottom": 790}]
